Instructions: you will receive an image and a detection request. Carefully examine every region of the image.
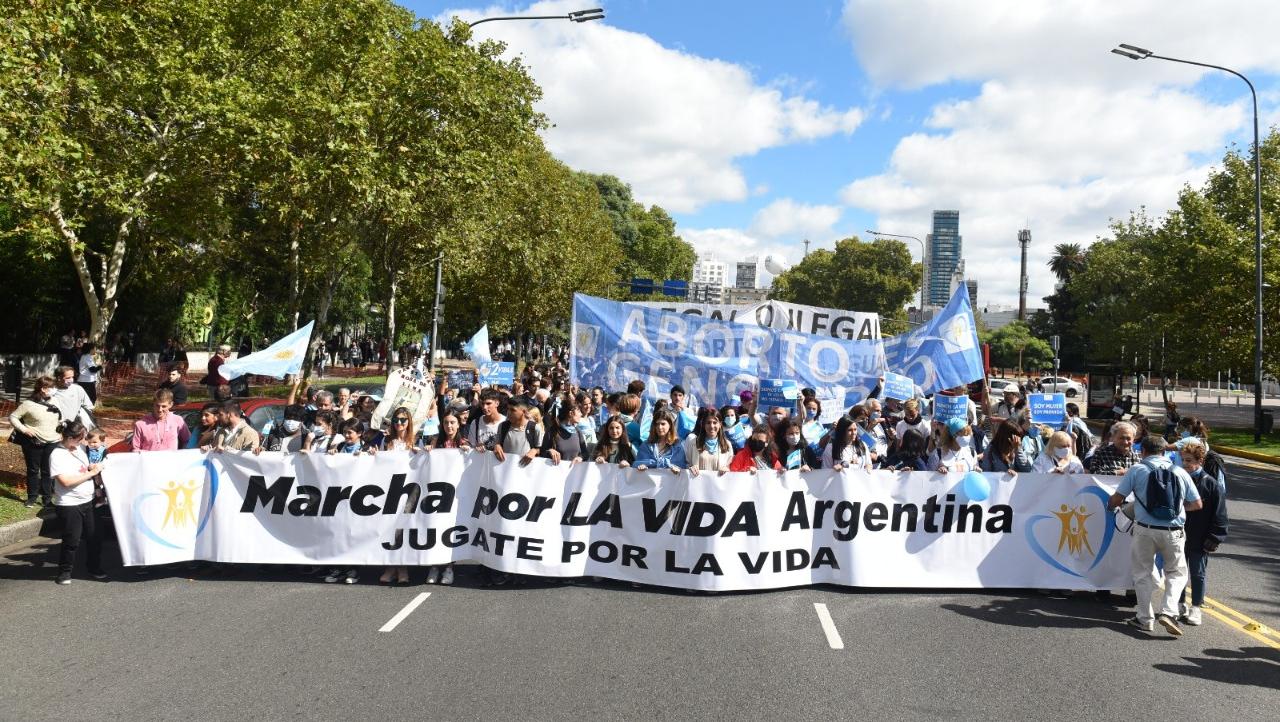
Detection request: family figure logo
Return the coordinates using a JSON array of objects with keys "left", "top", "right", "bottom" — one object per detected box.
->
[
  {"left": 1024, "top": 485, "right": 1115, "bottom": 577},
  {"left": 133, "top": 457, "right": 219, "bottom": 549}
]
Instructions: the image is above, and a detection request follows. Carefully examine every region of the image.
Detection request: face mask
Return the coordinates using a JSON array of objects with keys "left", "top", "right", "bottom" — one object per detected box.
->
[
  {"left": 283, "top": 420, "right": 302, "bottom": 433},
  {"left": 786, "top": 434, "right": 802, "bottom": 446},
  {"left": 748, "top": 438, "right": 766, "bottom": 453},
  {"left": 311, "top": 425, "right": 325, "bottom": 436},
  {"left": 724, "top": 415, "right": 737, "bottom": 427},
  {"left": 957, "top": 435, "right": 972, "bottom": 448},
  {"left": 1053, "top": 447, "right": 1070, "bottom": 459},
  {"left": 806, "top": 409, "right": 817, "bottom": 420},
  {"left": 1179, "top": 431, "right": 1190, "bottom": 439},
  {"left": 870, "top": 412, "right": 881, "bottom": 421}
]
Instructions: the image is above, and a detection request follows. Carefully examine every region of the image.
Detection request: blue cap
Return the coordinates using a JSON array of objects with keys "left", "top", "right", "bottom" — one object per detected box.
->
[{"left": 946, "top": 417, "right": 968, "bottom": 435}]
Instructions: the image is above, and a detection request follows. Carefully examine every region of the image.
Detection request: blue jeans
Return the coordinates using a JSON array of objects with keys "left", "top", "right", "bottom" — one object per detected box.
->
[{"left": 1184, "top": 548, "right": 1208, "bottom": 606}]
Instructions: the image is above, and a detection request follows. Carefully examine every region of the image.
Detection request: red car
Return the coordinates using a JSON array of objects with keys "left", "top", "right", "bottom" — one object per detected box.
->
[{"left": 107, "top": 398, "right": 287, "bottom": 454}]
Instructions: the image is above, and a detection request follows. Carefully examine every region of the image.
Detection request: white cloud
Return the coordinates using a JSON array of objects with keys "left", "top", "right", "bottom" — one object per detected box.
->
[
  {"left": 445, "top": 2, "right": 865, "bottom": 213},
  {"left": 836, "top": 0, "right": 1270, "bottom": 307},
  {"left": 750, "top": 198, "right": 842, "bottom": 240},
  {"left": 842, "top": 0, "right": 1280, "bottom": 90},
  {"left": 840, "top": 82, "right": 1244, "bottom": 306}
]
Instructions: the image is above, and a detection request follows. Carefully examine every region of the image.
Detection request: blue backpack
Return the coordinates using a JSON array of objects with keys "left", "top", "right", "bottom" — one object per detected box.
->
[{"left": 1137, "top": 462, "right": 1184, "bottom": 521}]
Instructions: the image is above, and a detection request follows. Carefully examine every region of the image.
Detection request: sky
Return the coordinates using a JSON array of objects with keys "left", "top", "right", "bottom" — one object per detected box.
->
[{"left": 404, "top": 0, "right": 1280, "bottom": 309}]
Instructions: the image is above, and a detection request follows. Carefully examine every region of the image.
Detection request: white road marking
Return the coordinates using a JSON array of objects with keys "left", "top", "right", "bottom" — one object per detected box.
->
[
  {"left": 379, "top": 592, "right": 430, "bottom": 632},
  {"left": 813, "top": 602, "right": 844, "bottom": 650}
]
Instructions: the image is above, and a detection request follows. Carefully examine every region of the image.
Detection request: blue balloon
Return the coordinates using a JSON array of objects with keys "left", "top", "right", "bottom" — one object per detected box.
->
[{"left": 962, "top": 471, "right": 990, "bottom": 502}]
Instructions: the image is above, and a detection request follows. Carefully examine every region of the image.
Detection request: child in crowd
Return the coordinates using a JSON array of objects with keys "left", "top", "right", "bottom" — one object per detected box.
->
[{"left": 84, "top": 428, "right": 110, "bottom": 509}]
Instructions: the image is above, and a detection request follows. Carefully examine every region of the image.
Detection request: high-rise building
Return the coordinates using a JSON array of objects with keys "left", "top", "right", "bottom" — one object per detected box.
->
[
  {"left": 735, "top": 257, "right": 759, "bottom": 289},
  {"left": 692, "top": 254, "right": 727, "bottom": 287},
  {"left": 925, "top": 210, "right": 961, "bottom": 307},
  {"left": 965, "top": 279, "right": 978, "bottom": 307}
]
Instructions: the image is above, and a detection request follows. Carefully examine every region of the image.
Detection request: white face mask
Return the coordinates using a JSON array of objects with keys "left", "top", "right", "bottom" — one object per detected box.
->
[
  {"left": 283, "top": 419, "right": 302, "bottom": 433},
  {"left": 1053, "top": 447, "right": 1070, "bottom": 459},
  {"left": 786, "top": 434, "right": 801, "bottom": 446},
  {"left": 957, "top": 434, "right": 972, "bottom": 447}
]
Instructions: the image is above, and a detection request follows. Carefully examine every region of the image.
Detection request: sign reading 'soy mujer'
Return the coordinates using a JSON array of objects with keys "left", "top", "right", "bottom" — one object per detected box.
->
[{"left": 104, "top": 449, "right": 1130, "bottom": 592}]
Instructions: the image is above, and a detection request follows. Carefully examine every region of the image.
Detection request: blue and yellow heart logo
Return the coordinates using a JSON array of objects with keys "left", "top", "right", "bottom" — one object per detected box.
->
[
  {"left": 132, "top": 457, "right": 219, "bottom": 550},
  {"left": 1023, "top": 486, "right": 1115, "bottom": 577}
]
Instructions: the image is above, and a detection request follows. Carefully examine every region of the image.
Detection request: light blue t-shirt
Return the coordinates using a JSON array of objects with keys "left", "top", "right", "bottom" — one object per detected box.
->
[{"left": 1116, "top": 455, "right": 1201, "bottom": 527}]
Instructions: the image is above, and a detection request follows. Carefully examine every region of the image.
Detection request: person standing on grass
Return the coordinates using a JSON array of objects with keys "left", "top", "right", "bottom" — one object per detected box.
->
[
  {"left": 131, "top": 389, "right": 191, "bottom": 452},
  {"left": 75, "top": 342, "right": 103, "bottom": 404},
  {"left": 9, "top": 376, "right": 62, "bottom": 508},
  {"left": 49, "top": 420, "right": 107, "bottom": 585},
  {"left": 50, "top": 365, "right": 95, "bottom": 429}
]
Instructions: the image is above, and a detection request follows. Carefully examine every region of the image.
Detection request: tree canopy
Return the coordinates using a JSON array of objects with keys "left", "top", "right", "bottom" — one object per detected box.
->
[{"left": 769, "top": 236, "right": 920, "bottom": 334}]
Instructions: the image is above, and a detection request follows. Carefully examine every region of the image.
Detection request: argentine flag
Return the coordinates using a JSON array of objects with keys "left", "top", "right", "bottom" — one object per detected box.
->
[
  {"left": 462, "top": 324, "right": 492, "bottom": 363},
  {"left": 219, "top": 321, "right": 315, "bottom": 380}
]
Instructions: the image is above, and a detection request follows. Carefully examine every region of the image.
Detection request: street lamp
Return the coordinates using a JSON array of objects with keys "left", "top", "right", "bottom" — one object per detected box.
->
[
  {"left": 867, "top": 230, "right": 927, "bottom": 314},
  {"left": 468, "top": 7, "right": 604, "bottom": 28},
  {"left": 1112, "top": 43, "right": 1266, "bottom": 442}
]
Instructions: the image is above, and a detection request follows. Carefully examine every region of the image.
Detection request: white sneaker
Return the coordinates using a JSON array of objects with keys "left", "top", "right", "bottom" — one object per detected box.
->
[
  {"left": 440, "top": 567, "right": 454, "bottom": 586},
  {"left": 1183, "top": 605, "right": 1203, "bottom": 626},
  {"left": 424, "top": 567, "right": 439, "bottom": 585},
  {"left": 343, "top": 569, "right": 358, "bottom": 584},
  {"left": 323, "top": 568, "right": 342, "bottom": 583}
]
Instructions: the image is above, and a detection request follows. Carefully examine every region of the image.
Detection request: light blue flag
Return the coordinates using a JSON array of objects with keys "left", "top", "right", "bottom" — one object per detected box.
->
[
  {"left": 878, "top": 285, "right": 984, "bottom": 396},
  {"left": 462, "top": 325, "right": 491, "bottom": 363},
  {"left": 218, "top": 322, "right": 315, "bottom": 381}
]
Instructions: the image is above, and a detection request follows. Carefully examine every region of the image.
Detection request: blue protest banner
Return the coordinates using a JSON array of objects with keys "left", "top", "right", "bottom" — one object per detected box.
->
[
  {"left": 934, "top": 393, "right": 970, "bottom": 423},
  {"left": 478, "top": 361, "right": 515, "bottom": 387},
  {"left": 570, "top": 293, "right": 763, "bottom": 407},
  {"left": 758, "top": 379, "right": 799, "bottom": 408},
  {"left": 1029, "top": 393, "right": 1067, "bottom": 425},
  {"left": 570, "top": 293, "right": 884, "bottom": 410},
  {"left": 877, "top": 285, "right": 984, "bottom": 396},
  {"left": 881, "top": 371, "right": 915, "bottom": 401}
]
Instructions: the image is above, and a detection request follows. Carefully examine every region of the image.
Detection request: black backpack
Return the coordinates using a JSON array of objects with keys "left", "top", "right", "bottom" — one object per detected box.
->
[
  {"left": 1136, "top": 461, "right": 1183, "bottom": 521},
  {"left": 1201, "top": 449, "right": 1228, "bottom": 486}
]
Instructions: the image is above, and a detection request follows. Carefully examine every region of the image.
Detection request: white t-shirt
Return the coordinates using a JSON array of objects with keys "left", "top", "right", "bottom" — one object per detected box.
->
[
  {"left": 1032, "top": 451, "right": 1085, "bottom": 473},
  {"left": 937, "top": 446, "right": 978, "bottom": 473},
  {"left": 77, "top": 354, "right": 99, "bottom": 384},
  {"left": 896, "top": 417, "right": 929, "bottom": 442},
  {"left": 467, "top": 414, "right": 506, "bottom": 450},
  {"left": 49, "top": 445, "right": 95, "bottom": 506}
]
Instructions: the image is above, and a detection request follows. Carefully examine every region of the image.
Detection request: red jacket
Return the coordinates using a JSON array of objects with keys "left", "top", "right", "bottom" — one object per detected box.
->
[{"left": 729, "top": 447, "right": 782, "bottom": 472}]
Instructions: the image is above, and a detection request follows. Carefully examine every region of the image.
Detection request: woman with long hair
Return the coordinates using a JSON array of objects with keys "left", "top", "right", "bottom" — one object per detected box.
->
[
  {"left": 682, "top": 407, "right": 733, "bottom": 474},
  {"left": 731, "top": 423, "right": 783, "bottom": 472},
  {"left": 822, "top": 417, "right": 871, "bottom": 472},
  {"left": 776, "top": 420, "right": 820, "bottom": 471},
  {"left": 979, "top": 420, "right": 1031, "bottom": 473},
  {"left": 593, "top": 415, "right": 635, "bottom": 467},
  {"left": 634, "top": 412, "right": 685, "bottom": 473}
]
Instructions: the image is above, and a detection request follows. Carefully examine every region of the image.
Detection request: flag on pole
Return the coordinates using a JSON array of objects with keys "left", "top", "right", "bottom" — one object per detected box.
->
[
  {"left": 218, "top": 322, "right": 315, "bottom": 381},
  {"left": 462, "top": 324, "right": 491, "bottom": 363}
]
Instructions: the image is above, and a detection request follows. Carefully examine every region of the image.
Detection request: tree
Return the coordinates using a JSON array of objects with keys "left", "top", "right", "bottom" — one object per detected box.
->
[
  {"left": 1048, "top": 243, "right": 1086, "bottom": 283},
  {"left": 0, "top": 0, "right": 289, "bottom": 345},
  {"left": 580, "top": 172, "right": 695, "bottom": 295},
  {"left": 770, "top": 236, "right": 920, "bottom": 333},
  {"left": 981, "top": 322, "right": 1054, "bottom": 373}
]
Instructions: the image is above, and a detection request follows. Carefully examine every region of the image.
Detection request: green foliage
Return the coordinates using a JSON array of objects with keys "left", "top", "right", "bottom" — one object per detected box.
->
[
  {"left": 770, "top": 236, "right": 921, "bottom": 334},
  {"left": 980, "top": 321, "right": 1054, "bottom": 372},
  {"left": 581, "top": 173, "right": 695, "bottom": 296}
]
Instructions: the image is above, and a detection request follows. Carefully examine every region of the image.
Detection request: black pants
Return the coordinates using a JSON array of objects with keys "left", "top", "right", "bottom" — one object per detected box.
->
[
  {"left": 21, "top": 440, "right": 55, "bottom": 504},
  {"left": 77, "top": 381, "right": 97, "bottom": 404},
  {"left": 57, "top": 502, "right": 103, "bottom": 575}
]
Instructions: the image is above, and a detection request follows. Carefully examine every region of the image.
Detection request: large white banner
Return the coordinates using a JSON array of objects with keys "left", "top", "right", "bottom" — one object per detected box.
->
[
  {"left": 104, "top": 450, "right": 1131, "bottom": 591},
  {"left": 635, "top": 299, "right": 881, "bottom": 341}
]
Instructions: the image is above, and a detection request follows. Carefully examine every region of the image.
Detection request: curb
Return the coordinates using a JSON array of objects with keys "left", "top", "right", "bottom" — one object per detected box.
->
[
  {"left": 0, "top": 514, "right": 52, "bottom": 550},
  {"left": 1215, "top": 445, "right": 1280, "bottom": 467}
]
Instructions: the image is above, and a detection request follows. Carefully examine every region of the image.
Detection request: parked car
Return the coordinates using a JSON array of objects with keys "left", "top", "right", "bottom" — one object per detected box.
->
[
  {"left": 107, "top": 398, "right": 287, "bottom": 454},
  {"left": 1038, "top": 376, "right": 1083, "bottom": 398},
  {"left": 988, "top": 378, "right": 1021, "bottom": 396}
]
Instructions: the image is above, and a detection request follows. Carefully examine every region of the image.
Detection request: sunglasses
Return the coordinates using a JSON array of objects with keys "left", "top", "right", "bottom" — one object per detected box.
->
[{"left": 392, "top": 418, "right": 409, "bottom": 424}]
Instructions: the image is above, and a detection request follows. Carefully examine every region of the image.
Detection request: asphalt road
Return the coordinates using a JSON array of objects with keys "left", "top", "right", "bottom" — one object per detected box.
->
[{"left": 1, "top": 458, "right": 1276, "bottom": 722}]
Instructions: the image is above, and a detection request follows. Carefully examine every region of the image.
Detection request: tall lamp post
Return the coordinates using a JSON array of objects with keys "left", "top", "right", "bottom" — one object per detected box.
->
[
  {"left": 468, "top": 7, "right": 604, "bottom": 28},
  {"left": 1111, "top": 43, "right": 1266, "bottom": 442},
  {"left": 868, "top": 230, "right": 928, "bottom": 313}
]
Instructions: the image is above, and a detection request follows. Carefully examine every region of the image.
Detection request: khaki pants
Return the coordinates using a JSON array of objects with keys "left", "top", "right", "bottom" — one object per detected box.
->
[{"left": 1131, "top": 524, "right": 1188, "bottom": 624}]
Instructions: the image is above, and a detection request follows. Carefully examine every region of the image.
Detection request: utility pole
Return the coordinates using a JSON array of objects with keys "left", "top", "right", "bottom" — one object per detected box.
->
[
  {"left": 1017, "top": 229, "right": 1031, "bottom": 321},
  {"left": 803, "top": 239, "right": 810, "bottom": 258},
  {"left": 428, "top": 253, "right": 444, "bottom": 374}
]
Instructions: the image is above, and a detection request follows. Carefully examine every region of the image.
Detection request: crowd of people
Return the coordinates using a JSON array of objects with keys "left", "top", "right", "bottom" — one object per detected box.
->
[{"left": 8, "top": 358, "right": 1228, "bottom": 634}]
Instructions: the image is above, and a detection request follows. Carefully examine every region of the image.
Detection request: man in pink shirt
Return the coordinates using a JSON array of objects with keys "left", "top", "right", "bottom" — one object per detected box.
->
[{"left": 131, "top": 389, "right": 191, "bottom": 451}]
